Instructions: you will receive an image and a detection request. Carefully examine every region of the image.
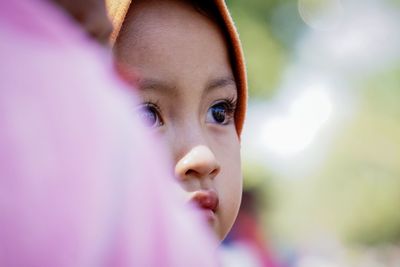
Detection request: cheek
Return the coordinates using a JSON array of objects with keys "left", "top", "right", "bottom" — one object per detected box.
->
[
  {"left": 219, "top": 154, "right": 242, "bottom": 208},
  {"left": 215, "top": 137, "right": 242, "bottom": 201},
  {"left": 215, "top": 143, "right": 242, "bottom": 238}
]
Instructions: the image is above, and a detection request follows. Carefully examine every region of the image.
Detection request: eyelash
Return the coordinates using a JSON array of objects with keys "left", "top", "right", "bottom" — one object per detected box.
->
[
  {"left": 136, "top": 101, "right": 164, "bottom": 127},
  {"left": 207, "top": 97, "right": 237, "bottom": 125},
  {"left": 136, "top": 97, "right": 237, "bottom": 128},
  {"left": 220, "top": 97, "right": 237, "bottom": 114}
]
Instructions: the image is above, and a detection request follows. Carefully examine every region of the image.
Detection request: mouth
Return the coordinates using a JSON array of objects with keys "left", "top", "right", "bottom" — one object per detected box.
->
[{"left": 189, "top": 189, "right": 219, "bottom": 223}]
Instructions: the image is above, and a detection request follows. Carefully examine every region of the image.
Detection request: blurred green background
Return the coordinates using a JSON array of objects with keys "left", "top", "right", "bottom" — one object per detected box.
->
[{"left": 222, "top": 0, "right": 400, "bottom": 266}]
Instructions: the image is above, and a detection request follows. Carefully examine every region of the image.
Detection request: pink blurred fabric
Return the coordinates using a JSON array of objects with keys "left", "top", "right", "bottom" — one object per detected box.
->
[{"left": 0, "top": 0, "right": 218, "bottom": 266}]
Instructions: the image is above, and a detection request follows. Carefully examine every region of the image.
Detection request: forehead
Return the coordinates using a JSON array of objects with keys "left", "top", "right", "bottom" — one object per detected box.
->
[
  {"left": 115, "top": 0, "right": 233, "bottom": 81},
  {"left": 117, "top": 0, "right": 220, "bottom": 46}
]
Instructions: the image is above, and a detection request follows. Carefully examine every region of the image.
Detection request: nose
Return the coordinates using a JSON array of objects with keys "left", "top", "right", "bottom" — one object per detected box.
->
[{"left": 175, "top": 145, "right": 220, "bottom": 181}]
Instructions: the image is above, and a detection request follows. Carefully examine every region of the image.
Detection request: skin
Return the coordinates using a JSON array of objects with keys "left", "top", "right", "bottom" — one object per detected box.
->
[{"left": 115, "top": 0, "right": 243, "bottom": 241}]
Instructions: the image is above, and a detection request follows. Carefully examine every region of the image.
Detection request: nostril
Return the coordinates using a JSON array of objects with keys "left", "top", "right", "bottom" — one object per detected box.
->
[
  {"left": 184, "top": 166, "right": 219, "bottom": 179},
  {"left": 185, "top": 169, "right": 197, "bottom": 177},
  {"left": 210, "top": 168, "right": 220, "bottom": 177}
]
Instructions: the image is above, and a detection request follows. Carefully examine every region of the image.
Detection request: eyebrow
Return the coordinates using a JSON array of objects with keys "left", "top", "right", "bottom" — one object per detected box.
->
[
  {"left": 206, "top": 76, "right": 237, "bottom": 93},
  {"left": 137, "top": 78, "right": 176, "bottom": 92},
  {"left": 136, "top": 76, "right": 237, "bottom": 94}
]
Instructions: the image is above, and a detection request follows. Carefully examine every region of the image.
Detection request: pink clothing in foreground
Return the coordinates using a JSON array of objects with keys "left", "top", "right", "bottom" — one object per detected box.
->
[{"left": 0, "top": 1, "right": 218, "bottom": 266}]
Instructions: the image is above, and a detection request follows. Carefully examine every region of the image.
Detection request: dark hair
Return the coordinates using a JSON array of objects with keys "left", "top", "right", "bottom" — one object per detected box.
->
[{"left": 191, "top": 0, "right": 222, "bottom": 23}]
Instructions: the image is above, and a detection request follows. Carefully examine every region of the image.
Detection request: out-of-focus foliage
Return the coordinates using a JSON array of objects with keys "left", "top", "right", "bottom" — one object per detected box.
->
[
  {"left": 316, "top": 66, "right": 400, "bottom": 245},
  {"left": 248, "top": 66, "right": 400, "bottom": 248},
  {"left": 242, "top": 161, "right": 277, "bottom": 210},
  {"left": 231, "top": 0, "right": 400, "bottom": 253},
  {"left": 226, "top": 0, "right": 305, "bottom": 98},
  {"left": 392, "top": 0, "right": 400, "bottom": 6},
  {"left": 230, "top": 7, "right": 286, "bottom": 98},
  {"left": 227, "top": 0, "right": 400, "bottom": 263}
]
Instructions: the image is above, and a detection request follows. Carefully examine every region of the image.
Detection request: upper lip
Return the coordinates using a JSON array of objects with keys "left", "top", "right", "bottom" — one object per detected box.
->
[{"left": 189, "top": 189, "right": 219, "bottom": 213}]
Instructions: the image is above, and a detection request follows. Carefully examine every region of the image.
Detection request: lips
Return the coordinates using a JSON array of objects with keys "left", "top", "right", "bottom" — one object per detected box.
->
[{"left": 190, "top": 189, "right": 219, "bottom": 214}]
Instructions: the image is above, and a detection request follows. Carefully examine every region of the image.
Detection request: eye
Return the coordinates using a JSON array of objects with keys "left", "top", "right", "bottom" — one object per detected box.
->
[
  {"left": 206, "top": 100, "right": 236, "bottom": 125},
  {"left": 136, "top": 103, "right": 164, "bottom": 128}
]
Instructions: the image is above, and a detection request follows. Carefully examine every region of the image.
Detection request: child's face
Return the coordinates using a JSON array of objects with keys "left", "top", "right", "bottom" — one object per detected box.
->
[{"left": 115, "top": 0, "right": 242, "bottom": 240}]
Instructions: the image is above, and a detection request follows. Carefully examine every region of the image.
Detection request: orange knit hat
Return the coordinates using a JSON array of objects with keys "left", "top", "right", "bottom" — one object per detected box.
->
[{"left": 106, "top": 0, "right": 247, "bottom": 136}]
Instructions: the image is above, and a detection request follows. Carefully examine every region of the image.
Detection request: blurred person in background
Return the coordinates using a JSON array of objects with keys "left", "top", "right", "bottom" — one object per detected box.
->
[
  {"left": 221, "top": 189, "right": 280, "bottom": 267},
  {"left": 0, "top": 0, "right": 218, "bottom": 266},
  {"left": 107, "top": 0, "right": 248, "bottom": 242}
]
